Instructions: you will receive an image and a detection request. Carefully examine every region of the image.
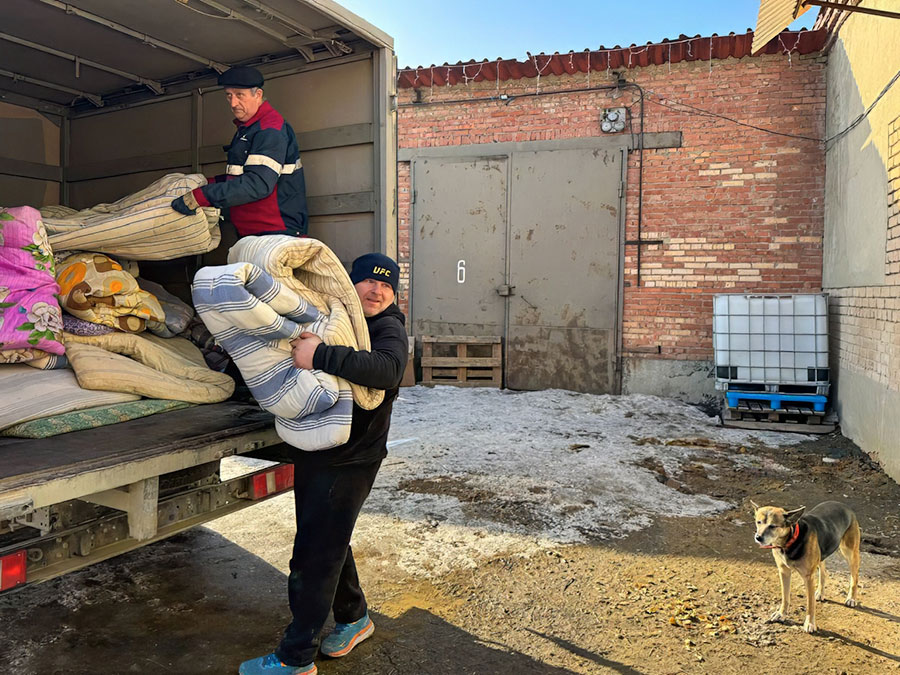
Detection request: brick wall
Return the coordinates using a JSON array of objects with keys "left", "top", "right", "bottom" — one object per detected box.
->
[
  {"left": 888, "top": 115, "right": 900, "bottom": 278},
  {"left": 397, "top": 53, "right": 826, "bottom": 361},
  {"left": 397, "top": 161, "right": 411, "bottom": 317},
  {"left": 829, "top": 288, "right": 900, "bottom": 393}
]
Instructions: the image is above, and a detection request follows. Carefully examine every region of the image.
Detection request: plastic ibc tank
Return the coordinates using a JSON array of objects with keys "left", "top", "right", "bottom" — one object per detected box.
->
[{"left": 713, "top": 293, "right": 829, "bottom": 388}]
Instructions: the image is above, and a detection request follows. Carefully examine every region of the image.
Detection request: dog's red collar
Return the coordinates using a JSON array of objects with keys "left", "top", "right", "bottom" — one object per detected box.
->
[
  {"left": 761, "top": 523, "right": 801, "bottom": 550},
  {"left": 783, "top": 522, "right": 801, "bottom": 549}
]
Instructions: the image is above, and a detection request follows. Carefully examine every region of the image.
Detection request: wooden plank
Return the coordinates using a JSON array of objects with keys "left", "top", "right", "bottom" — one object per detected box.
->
[
  {"left": 429, "top": 367, "right": 461, "bottom": 378},
  {"left": 420, "top": 357, "right": 502, "bottom": 367},
  {"left": 420, "top": 340, "right": 432, "bottom": 383},
  {"left": 416, "top": 336, "right": 501, "bottom": 388},
  {"left": 296, "top": 123, "right": 372, "bottom": 152},
  {"left": 419, "top": 380, "right": 498, "bottom": 388},
  {"left": 306, "top": 191, "right": 374, "bottom": 216},
  {"left": 722, "top": 419, "right": 836, "bottom": 434},
  {"left": 65, "top": 123, "right": 374, "bottom": 182},
  {"left": 66, "top": 148, "right": 193, "bottom": 182},
  {"left": 421, "top": 336, "right": 502, "bottom": 344},
  {"left": 0, "top": 156, "right": 62, "bottom": 182},
  {"left": 0, "top": 402, "right": 273, "bottom": 488}
]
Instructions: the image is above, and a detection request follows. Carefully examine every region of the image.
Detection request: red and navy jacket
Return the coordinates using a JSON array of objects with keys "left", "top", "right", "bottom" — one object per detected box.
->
[{"left": 192, "top": 101, "right": 308, "bottom": 237}]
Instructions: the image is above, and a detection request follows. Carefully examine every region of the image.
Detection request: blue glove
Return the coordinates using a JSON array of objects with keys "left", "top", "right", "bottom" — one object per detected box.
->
[{"left": 171, "top": 192, "right": 199, "bottom": 215}]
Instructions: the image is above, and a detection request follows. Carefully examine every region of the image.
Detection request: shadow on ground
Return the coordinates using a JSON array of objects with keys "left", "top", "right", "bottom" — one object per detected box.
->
[{"left": 0, "top": 528, "right": 583, "bottom": 674}]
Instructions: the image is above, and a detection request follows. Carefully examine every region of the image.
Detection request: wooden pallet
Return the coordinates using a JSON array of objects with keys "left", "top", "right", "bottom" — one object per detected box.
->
[
  {"left": 722, "top": 402, "right": 837, "bottom": 434},
  {"left": 420, "top": 336, "right": 502, "bottom": 387}
]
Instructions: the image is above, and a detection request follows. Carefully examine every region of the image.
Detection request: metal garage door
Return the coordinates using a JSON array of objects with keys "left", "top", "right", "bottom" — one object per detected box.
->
[
  {"left": 411, "top": 156, "right": 508, "bottom": 337},
  {"left": 411, "top": 146, "right": 622, "bottom": 394}
]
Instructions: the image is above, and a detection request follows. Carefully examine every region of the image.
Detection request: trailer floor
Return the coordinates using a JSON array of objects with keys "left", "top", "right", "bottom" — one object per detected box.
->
[{"left": 2, "top": 389, "right": 900, "bottom": 674}]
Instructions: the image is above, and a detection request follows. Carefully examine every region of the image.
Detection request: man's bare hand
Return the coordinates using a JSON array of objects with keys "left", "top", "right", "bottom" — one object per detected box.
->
[{"left": 291, "top": 331, "right": 322, "bottom": 370}]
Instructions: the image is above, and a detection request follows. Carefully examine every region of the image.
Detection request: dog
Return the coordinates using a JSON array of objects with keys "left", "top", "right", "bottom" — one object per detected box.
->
[{"left": 751, "top": 500, "right": 860, "bottom": 633}]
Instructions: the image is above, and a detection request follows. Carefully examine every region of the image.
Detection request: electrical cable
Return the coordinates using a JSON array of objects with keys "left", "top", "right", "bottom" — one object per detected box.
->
[
  {"left": 398, "top": 84, "right": 619, "bottom": 108},
  {"left": 398, "top": 57, "right": 900, "bottom": 290},
  {"left": 823, "top": 65, "right": 900, "bottom": 146},
  {"left": 400, "top": 64, "right": 900, "bottom": 149},
  {"left": 621, "top": 83, "right": 647, "bottom": 286},
  {"left": 643, "top": 92, "right": 822, "bottom": 141}
]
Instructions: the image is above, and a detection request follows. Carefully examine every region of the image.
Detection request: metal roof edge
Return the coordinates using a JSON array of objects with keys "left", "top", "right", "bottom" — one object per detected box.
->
[
  {"left": 306, "top": 0, "right": 394, "bottom": 51},
  {"left": 397, "top": 29, "right": 826, "bottom": 90}
]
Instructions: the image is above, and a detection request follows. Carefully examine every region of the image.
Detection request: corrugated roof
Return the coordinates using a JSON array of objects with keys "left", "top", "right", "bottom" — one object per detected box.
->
[
  {"left": 752, "top": 0, "right": 815, "bottom": 54},
  {"left": 812, "top": 0, "right": 861, "bottom": 52},
  {"left": 398, "top": 29, "right": 826, "bottom": 89}
]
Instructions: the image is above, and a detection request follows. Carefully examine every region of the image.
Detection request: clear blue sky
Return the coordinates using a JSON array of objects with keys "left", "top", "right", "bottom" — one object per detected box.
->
[{"left": 339, "top": 0, "right": 818, "bottom": 69}]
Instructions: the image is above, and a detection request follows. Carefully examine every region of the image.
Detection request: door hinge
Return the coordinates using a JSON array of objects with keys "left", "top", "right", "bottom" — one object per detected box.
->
[
  {"left": 618, "top": 181, "right": 624, "bottom": 198},
  {"left": 497, "top": 284, "right": 515, "bottom": 297}
]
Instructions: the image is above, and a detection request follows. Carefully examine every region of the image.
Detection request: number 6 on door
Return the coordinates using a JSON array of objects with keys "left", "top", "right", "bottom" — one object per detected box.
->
[{"left": 457, "top": 260, "right": 466, "bottom": 284}]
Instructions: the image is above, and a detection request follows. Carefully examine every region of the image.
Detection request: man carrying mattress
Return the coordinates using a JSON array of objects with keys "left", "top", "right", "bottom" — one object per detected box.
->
[
  {"left": 239, "top": 253, "right": 408, "bottom": 675},
  {"left": 171, "top": 66, "right": 308, "bottom": 237}
]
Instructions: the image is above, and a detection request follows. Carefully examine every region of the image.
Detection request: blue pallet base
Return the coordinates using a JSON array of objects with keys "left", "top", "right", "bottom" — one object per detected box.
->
[
  {"left": 725, "top": 391, "right": 827, "bottom": 412},
  {"left": 715, "top": 380, "right": 830, "bottom": 396}
]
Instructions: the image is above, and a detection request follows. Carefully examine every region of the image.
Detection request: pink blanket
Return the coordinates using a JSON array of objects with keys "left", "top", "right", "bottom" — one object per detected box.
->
[{"left": 0, "top": 206, "right": 65, "bottom": 362}]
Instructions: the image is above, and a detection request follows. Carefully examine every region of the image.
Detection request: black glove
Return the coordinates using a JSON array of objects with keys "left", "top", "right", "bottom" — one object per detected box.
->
[{"left": 171, "top": 192, "right": 199, "bottom": 215}]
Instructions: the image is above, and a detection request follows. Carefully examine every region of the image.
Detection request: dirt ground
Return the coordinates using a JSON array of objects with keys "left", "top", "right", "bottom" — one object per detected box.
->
[
  {"left": 2, "top": 393, "right": 900, "bottom": 674},
  {"left": 345, "top": 433, "right": 900, "bottom": 675}
]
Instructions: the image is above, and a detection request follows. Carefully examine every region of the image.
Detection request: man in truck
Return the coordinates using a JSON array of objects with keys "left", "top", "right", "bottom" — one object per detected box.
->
[
  {"left": 171, "top": 65, "right": 308, "bottom": 238},
  {"left": 239, "top": 253, "right": 408, "bottom": 675}
]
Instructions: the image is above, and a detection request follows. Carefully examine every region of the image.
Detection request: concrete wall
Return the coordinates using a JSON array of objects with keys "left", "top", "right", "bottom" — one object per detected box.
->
[
  {"left": 397, "top": 48, "right": 826, "bottom": 397},
  {"left": 621, "top": 357, "right": 716, "bottom": 405},
  {"left": 823, "top": 2, "right": 900, "bottom": 481}
]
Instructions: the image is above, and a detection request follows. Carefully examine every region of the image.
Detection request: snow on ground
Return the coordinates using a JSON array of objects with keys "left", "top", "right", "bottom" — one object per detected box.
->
[{"left": 223, "top": 386, "right": 812, "bottom": 577}]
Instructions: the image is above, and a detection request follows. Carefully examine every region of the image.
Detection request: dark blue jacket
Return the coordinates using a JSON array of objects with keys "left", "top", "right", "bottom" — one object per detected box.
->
[
  {"left": 302, "top": 304, "right": 409, "bottom": 467},
  {"left": 193, "top": 101, "right": 308, "bottom": 237}
]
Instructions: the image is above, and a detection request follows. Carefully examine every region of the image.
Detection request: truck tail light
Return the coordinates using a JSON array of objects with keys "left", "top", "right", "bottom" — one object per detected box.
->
[
  {"left": 0, "top": 550, "right": 27, "bottom": 592},
  {"left": 248, "top": 464, "right": 294, "bottom": 500}
]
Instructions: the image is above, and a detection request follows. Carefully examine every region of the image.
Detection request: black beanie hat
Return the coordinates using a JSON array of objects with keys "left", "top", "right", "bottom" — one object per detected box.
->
[
  {"left": 350, "top": 253, "right": 399, "bottom": 293},
  {"left": 218, "top": 66, "right": 264, "bottom": 88}
]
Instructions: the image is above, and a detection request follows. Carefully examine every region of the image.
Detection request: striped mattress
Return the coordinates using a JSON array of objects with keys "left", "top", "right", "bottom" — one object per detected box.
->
[
  {"left": 41, "top": 173, "right": 221, "bottom": 261},
  {"left": 192, "top": 262, "right": 354, "bottom": 451}
]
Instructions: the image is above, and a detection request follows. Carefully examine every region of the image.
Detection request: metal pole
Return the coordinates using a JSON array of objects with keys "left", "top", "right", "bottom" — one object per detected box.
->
[{"left": 803, "top": 0, "right": 900, "bottom": 20}]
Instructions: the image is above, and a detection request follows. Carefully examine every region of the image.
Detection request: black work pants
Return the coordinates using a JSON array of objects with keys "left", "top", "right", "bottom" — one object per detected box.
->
[{"left": 274, "top": 457, "right": 382, "bottom": 666}]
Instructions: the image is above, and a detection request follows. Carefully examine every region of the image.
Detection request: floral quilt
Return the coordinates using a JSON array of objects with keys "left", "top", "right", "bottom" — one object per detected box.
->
[
  {"left": 0, "top": 206, "right": 65, "bottom": 364},
  {"left": 56, "top": 252, "right": 165, "bottom": 333}
]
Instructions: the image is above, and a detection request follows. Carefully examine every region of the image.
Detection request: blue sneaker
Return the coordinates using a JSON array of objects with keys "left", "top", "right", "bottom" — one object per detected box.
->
[
  {"left": 238, "top": 653, "right": 316, "bottom": 675},
  {"left": 320, "top": 614, "right": 375, "bottom": 658}
]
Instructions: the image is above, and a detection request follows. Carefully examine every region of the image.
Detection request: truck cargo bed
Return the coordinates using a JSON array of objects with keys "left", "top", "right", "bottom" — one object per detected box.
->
[{"left": 0, "top": 402, "right": 279, "bottom": 513}]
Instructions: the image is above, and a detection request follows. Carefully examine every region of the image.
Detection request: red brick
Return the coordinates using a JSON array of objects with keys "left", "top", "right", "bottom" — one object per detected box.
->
[{"left": 397, "top": 54, "right": 825, "bottom": 360}]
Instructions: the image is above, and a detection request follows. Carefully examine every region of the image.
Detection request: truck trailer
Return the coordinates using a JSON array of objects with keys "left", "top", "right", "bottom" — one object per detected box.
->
[{"left": 0, "top": 0, "right": 397, "bottom": 594}]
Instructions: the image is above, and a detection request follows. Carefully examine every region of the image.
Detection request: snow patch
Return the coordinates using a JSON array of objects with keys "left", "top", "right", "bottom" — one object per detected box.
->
[{"left": 364, "top": 387, "right": 809, "bottom": 546}]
